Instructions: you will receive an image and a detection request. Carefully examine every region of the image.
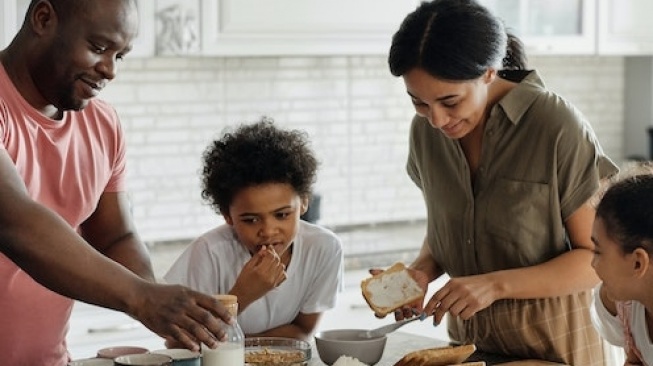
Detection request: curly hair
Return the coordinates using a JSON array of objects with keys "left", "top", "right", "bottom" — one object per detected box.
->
[{"left": 201, "top": 118, "right": 318, "bottom": 216}]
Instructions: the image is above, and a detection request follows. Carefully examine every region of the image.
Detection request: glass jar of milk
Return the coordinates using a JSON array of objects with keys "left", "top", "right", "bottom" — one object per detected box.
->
[{"left": 202, "top": 294, "right": 244, "bottom": 366}]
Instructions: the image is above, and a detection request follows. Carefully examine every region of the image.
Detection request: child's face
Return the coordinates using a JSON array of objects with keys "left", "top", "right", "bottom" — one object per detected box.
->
[
  {"left": 591, "top": 217, "right": 636, "bottom": 302},
  {"left": 224, "top": 183, "right": 307, "bottom": 256}
]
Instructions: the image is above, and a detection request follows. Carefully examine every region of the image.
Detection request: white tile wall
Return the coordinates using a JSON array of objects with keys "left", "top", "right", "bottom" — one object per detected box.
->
[{"left": 101, "top": 55, "right": 624, "bottom": 243}]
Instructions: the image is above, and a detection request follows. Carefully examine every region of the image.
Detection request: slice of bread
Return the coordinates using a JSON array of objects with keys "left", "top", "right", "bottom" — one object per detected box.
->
[
  {"left": 361, "top": 262, "right": 424, "bottom": 317},
  {"left": 393, "top": 344, "right": 477, "bottom": 366}
]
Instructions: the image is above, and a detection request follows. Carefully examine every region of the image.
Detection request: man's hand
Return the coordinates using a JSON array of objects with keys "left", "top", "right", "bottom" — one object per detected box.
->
[{"left": 128, "top": 283, "right": 233, "bottom": 352}]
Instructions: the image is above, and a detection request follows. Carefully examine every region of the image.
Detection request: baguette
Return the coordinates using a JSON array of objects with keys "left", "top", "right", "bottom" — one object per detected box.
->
[
  {"left": 393, "top": 344, "right": 477, "bottom": 366},
  {"left": 361, "top": 262, "right": 424, "bottom": 316}
]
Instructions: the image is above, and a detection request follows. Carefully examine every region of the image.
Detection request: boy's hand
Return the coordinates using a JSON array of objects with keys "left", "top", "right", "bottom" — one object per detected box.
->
[{"left": 229, "top": 246, "right": 287, "bottom": 311}]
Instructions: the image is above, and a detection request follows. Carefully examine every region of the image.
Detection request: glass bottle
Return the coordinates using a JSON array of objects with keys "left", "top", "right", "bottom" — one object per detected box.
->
[{"left": 201, "top": 294, "right": 245, "bottom": 366}]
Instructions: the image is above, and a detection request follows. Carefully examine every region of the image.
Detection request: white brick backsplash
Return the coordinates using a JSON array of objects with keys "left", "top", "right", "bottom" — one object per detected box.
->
[{"left": 100, "top": 55, "right": 624, "bottom": 243}]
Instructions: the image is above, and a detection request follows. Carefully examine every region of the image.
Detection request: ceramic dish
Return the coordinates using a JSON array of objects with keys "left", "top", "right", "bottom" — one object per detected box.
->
[
  {"left": 245, "top": 337, "right": 311, "bottom": 366},
  {"left": 96, "top": 346, "right": 149, "bottom": 359}
]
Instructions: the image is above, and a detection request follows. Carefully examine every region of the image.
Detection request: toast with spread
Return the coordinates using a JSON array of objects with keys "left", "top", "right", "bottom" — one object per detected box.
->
[{"left": 361, "top": 262, "right": 424, "bottom": 317}]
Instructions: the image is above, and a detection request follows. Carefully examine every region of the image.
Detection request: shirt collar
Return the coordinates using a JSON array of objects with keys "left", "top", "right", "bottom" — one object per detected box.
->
[{"left": 495, "top": 70, "right": 545, "bottom": 126}]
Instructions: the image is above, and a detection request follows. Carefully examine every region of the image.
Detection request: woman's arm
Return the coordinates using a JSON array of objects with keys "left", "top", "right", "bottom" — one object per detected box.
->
[
  {"left": 488, "top": 200, "right": 599, "bottom": 299},
  {"left": 409, "top": 236, "right": 445, "bottom": 283},
  {"left": 424, "top": 201, "right": 599, "bottom": 323}
]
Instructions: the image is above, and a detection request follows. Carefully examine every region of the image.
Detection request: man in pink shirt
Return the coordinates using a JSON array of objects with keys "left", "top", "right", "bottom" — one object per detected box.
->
[{"left": 0, "top": 0, "right": 232, "bottom": 364}]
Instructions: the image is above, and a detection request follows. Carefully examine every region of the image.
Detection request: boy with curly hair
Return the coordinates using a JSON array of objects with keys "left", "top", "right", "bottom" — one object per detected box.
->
[{"left": 165, "top": 118, "right": 344, "bottom": 341}]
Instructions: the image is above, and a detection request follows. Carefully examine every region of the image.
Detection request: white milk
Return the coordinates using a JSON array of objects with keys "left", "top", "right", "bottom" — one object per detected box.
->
[{"left": 201, "top": 342, "right": 244, "bottom": 366}]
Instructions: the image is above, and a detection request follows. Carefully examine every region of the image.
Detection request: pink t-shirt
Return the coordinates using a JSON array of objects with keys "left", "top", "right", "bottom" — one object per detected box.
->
[{"left": 0, "top": 64, "right": 126, "bottom": 365}]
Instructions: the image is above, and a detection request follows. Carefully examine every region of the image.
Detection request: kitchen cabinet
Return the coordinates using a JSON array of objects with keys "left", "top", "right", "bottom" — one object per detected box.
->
[
  {"left": 479, "top": 0, "right": 596, "bottom": 55},
  {"left": 598, "top": 0, "right": 653, "bottom": 55},
  {"left": 131, "top": 0, "right": 156, "bottom": 57},
  {"left": 200, "top": 0, "right": 420, "bottom": 56}
]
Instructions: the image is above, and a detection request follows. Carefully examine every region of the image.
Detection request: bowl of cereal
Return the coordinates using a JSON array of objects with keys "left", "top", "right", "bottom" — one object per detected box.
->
[{"left": 245, "top": 337, "right": 311, "bottom": 366}]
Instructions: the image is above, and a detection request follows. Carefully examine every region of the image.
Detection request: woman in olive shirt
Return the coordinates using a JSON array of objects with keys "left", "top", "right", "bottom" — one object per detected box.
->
[{"left": 382, "top": 0, "right": 618, "bottom": 364}]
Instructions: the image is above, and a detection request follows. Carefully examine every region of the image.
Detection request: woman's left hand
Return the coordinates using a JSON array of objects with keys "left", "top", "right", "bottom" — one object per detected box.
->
[{"left": 422, "top": 273, "right": 500, "bottom": 325}]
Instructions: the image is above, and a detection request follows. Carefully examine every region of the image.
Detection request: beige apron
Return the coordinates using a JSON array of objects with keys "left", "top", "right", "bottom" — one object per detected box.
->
[{"left": 448, "top": 291, "right": 604, "bottom": 366}]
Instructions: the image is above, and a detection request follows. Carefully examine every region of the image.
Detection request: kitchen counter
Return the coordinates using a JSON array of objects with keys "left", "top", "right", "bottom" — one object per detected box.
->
[{"left": 308, "top": 332, "right": 566, "bottom": 366}]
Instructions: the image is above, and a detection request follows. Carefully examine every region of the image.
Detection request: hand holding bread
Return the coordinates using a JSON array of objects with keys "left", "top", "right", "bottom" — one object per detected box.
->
[{"left": 361, "top": 262, "right": 426, "bottom": 317}]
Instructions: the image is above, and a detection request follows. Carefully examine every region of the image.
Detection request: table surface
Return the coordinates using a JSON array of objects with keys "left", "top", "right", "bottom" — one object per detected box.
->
[{"left": 307, "top": 332, "right": 566, "bottom": 366}]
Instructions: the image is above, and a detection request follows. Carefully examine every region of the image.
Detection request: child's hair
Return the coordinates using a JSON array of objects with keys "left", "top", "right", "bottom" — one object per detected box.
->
[
  {"left": 200, "top": 117, "right": 318, "bottom": 215},
  {"left": 595, "top": 164, "right": 653, "bottom": 254}
]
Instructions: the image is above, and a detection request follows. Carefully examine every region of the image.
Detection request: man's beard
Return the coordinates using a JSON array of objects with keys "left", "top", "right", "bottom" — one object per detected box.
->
[{"left": 56, "top": 83, "right": 88, "bottom": 112}]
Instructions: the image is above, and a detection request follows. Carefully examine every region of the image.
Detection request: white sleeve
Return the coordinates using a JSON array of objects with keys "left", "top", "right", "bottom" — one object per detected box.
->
[
  {"left": 590, "top": 283, "right": 626, "bottom": 347},
  {"left": 300, "top": 235, "right": 344, "bottom": 314},
  {"left": 163, "top": 236, "right": 219, "bottom": 295}
]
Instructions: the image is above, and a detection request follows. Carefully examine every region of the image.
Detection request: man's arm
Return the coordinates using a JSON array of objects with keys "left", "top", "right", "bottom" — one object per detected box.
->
[
  {"left": 0, "top": 151, "right": 231, "bottom": 351},
  {"left": 80, "top": 191, "right": 155, "bottom": 282}
]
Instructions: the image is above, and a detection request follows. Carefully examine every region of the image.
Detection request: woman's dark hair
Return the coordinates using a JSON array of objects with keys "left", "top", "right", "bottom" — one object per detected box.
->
[
  {"left": 596, "top": 173, "right": 653, "bottom": 254},
  {"left": 201, "top": 118, "right": 318, "bottom": 216},
  {"left": 389, "top": 0, "right": 527, "bottom": 80}
]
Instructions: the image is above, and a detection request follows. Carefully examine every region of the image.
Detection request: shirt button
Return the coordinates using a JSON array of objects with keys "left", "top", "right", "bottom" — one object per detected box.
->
[{"left": 466, "top": 239, "right": 472, "bottom": 245}]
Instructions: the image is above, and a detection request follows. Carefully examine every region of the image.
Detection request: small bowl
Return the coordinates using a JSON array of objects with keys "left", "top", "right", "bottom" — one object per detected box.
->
[
  {"left": 68, "top": 358, "right": 114, "bottom": 366},
  {"left": 114, "top": 353, "right": 173, "bottom": 366},
  {"left": 314, "top": 329, "right": 387, "bottom": 366},
  {"left": 150, "top": 349, "right": 201, "bottom": 366},
  {"left": 245, "top": 337, "right": 311, "bottom": 365},
  {"left": 97, "top": 346, "right": 149, "bottom": 359}
]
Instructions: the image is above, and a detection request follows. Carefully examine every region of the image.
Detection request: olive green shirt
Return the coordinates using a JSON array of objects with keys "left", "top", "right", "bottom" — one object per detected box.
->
[
  {"left": 407, "top": 70, "right": 618, "bottom": 364},
  {"left": 407, "top": 70, "right": 618, "bottom": 277}
]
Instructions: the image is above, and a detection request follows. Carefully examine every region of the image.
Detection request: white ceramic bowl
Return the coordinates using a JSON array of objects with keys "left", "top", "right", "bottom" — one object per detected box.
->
[{"left": 314, "top": 329, "right": 387, "bottom": 366}]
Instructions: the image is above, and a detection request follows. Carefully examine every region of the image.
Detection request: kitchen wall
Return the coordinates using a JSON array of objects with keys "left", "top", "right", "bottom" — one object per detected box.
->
[{"left": 101, "top": 55, "right": 624, "bottom": 243}]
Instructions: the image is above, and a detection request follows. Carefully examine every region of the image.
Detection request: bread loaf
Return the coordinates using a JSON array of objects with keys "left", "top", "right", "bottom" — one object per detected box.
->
[
  {"left": 393, "top": 344, "right": 477, "bottom": 366},
  {"left": 361, "top": 262, "right": 424, "bottom": 317}
]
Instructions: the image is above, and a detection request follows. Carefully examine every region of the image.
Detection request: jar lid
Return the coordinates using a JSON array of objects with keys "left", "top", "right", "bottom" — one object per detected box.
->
[{"left": 214, "top": 294, "right": 238, "bottom": 304}]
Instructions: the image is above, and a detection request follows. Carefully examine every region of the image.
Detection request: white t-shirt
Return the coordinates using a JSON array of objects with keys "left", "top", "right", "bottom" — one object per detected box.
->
[
  {"left": 591, "top": 283, "right": 653, "bottom": 363},
  {"left": 164, "top": 221, "right": 344, "bottom": 334}
]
